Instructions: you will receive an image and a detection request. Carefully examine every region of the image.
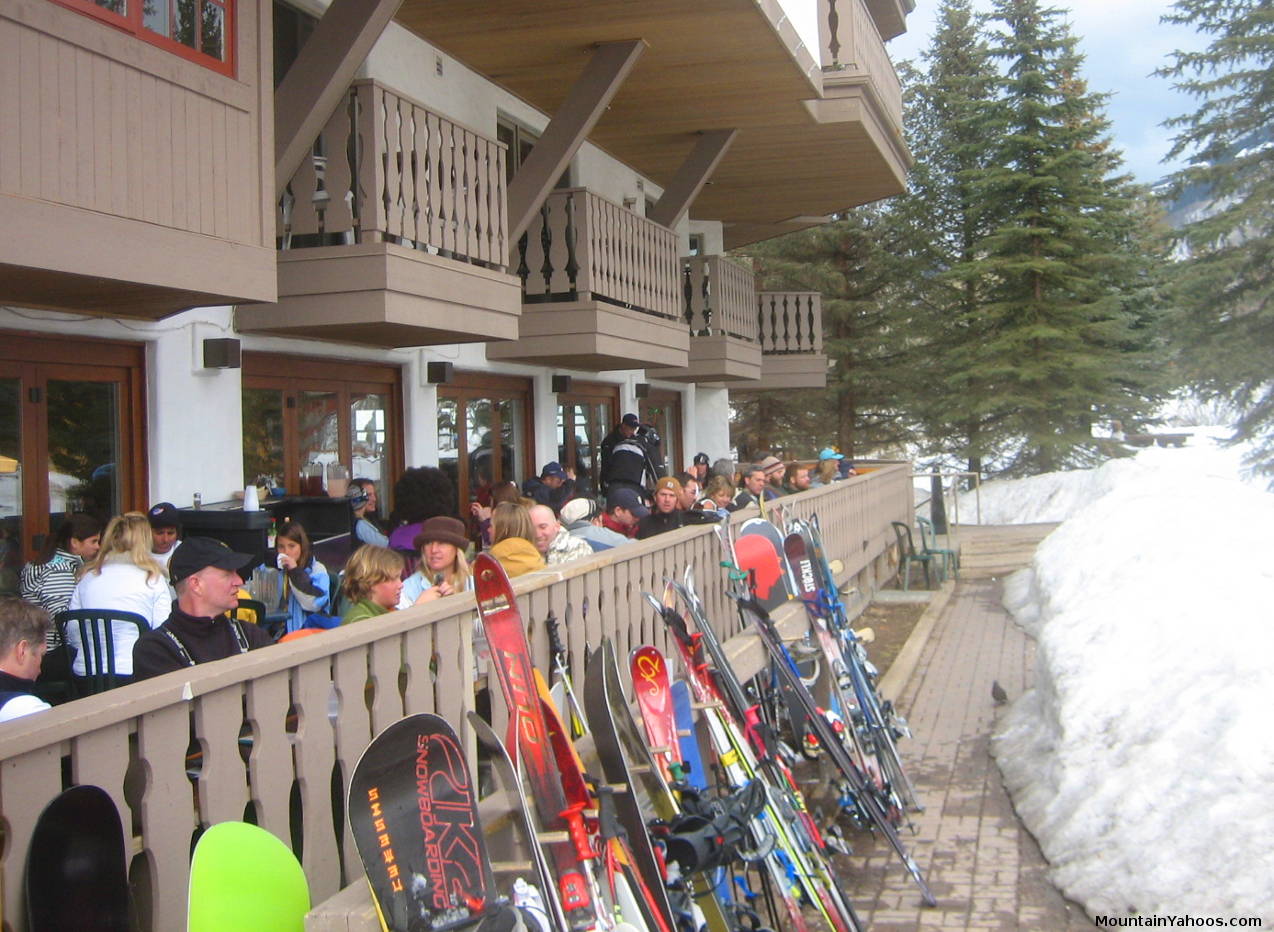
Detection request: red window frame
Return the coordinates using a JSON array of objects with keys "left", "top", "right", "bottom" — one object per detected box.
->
[{"left": 50, "top": 0, "right": 236, "bottom": 77}]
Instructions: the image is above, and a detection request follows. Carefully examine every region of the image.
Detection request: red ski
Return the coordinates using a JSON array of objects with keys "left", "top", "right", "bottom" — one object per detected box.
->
[
  {"left": 473, "top": 553, "right": 600, "bottom": 931},
  {"left": 629, "top": 646, "right": 684, "bottom": 785}
]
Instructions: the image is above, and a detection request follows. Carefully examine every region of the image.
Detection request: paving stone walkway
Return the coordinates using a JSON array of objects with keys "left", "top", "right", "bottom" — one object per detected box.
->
[{"left": 839, "top": 578, "right": 1096, "bottom": 931}]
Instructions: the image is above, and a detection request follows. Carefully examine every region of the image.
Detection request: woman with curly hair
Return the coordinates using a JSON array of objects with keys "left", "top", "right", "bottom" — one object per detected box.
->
[
  {"left": 340, "top": 546, "right": 406, "bottom": 625},
  {"left": 386, "top": 467, "right": 457, "bottom": 552}
]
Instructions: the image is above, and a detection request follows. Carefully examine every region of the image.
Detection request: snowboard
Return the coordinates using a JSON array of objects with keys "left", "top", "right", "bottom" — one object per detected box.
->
[
  {"left": 347, "top": 713, "right": 498, "bottom": 931},
  {"left": 473, "top": 553, "right": 600, "bottom": 930},
  {"left": 188, "top": 821, "right": 309, "bottom": 932},
  {"left": 26, "top": 785, "right": 132, "bottom": 932},
  {"left": 732, "top": 519, "right": 794, "bottom": 612}
]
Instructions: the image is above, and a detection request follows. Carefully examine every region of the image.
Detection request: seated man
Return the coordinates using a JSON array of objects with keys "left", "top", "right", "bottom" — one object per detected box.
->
[
  {"left": 523, "top": 462, "right": 576, "bottom": 511},
  {"left": 529, "top": 504, "right": 594, "bottom": 565},
  {"left": 675, "top": 472, "right": 701, "bottom": 511},
  {"left": 637, "top": 477, "right": 685, "bottom": 539},
  {"left": 148, "top": 501, "right": 182, "bottom": 571},
  {"left": 133, "top": 538, "right": 274, "bottom": 681},
  {"left": 602, "top": 488, "right": 648, "bottom": 539},
  {"left": 733, "top": 465, "right": 768, "bottom": 510},
  {"left": 0, "top": 597, "right": 52, "bottom": 723},
  {"left": 782, "top": 463, "right": 812, "bottom": 496},
  {"left": 758, "top": 455, "right": 786, "bottom": 500},
  {"left": 560, "top": 498, "right": 630, "bottom": 551}
]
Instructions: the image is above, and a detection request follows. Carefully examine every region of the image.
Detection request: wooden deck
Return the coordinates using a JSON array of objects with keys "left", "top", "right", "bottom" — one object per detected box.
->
[{"left": 946, "top": 523, "right": 1059, "bottom": 579}]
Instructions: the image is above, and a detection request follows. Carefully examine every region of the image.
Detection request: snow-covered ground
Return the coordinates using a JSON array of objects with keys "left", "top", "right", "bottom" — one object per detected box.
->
[{"left": 980, "top": 430, "right": 1274, "bottom": 921}]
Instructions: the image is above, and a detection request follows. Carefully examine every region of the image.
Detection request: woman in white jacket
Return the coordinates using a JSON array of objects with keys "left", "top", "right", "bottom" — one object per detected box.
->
[{"left": 67, "top": 512, "right": 172, "bottom": 685}]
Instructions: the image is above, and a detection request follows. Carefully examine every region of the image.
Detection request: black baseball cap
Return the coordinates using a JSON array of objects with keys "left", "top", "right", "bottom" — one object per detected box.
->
[
  {"left": 622, "top": 413, "right": 641, "bottom": 427},
  {"left": 169, "top": 537, "right": 255, "bottom": 586},
  {"left": 693, "top": 452, "right": 710, "bottom": 466},
  {"left": 606, "top": 487, "right": 650, "bottom": 518},
  {"left": 148, "top": 502, "right": 181, "bottom": 529}
]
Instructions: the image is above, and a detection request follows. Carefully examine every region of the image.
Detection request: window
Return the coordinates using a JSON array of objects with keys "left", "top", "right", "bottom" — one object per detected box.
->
[
  {"left": 639, "top": 390, "right": 683, "bottom": 477},
  {"left": 0, "top": 333, "right": 147, "bottom": 588},
  {"left": 556, "top": 382, "right": 620, "bottom": 498},
  {"left": 52, "top": 0, "right": 235, "bottom": 75},
  {"left": 241, "top": 354, "right": 403, "bottom": 500},
  {"left": 496, "top": 118, "right": 571, "bottom": 188},
  {"left": 274, "top": 1, "right": 317, "bottom": 88},
  {"left": 437, "top": 373, "right": 534, "bottom": 521}
]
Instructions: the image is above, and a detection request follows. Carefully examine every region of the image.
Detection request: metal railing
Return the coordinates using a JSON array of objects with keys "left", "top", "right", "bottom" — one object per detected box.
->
[
  {"left": 278, "top": 80, "right": 509, "bottom": 271},
  {"left": 681, "top": 255, "right": 759, "bottom": 340},
  {"left": 0, "top": 466, "right": 912, "bottom": 931},
  {"left": 519, "top": 188, "right": 681, "bottom": 319},
  {"left": 756, "top": 291, "right": 824, "bottom": 354}
]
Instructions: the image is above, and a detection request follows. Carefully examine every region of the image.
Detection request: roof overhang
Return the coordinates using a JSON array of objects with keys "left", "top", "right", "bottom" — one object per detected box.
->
[{"left": 394, "top": 0, "right": 908, "bottom": 247}]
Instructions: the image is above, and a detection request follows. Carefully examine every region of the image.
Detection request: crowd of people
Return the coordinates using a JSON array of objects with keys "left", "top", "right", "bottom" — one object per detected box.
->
[{"left": 0, "top": 414, "right": 856, "bottom": 725}]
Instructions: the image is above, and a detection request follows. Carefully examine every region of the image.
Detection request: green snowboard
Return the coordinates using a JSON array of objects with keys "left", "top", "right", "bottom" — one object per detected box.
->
[{"left": 187, "top": 821, "right": 310, "bottom": 932}]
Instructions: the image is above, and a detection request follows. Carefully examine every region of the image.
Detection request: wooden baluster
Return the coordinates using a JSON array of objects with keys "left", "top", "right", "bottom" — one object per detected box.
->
[
  {"left": 474, "top": 135, "right": 491, "bottom": 265},
  {"left": 548, "top": 192, "right": 573, "bottom": 296},
  {"left": 244, "top": 671, "right": 294, "bottom": 845},
  {"left": 810, "top": 294, "right": 824, "bottom": 351},
  {"left": 464, "top": 130, "right": 479, "bottom": 260},
  {"left": 439, "top": 116, "right": 456, "bottom": 256},
  {"left": 322, "top": 91, "right": 354, "bottom": 237},
  {"left": 71, "top": 723, "right": 133, "bottom": 840},
  {"left": 137, "top": 703, "right": 199, "bottom": 932},
  {"left": 522, "top": 204, "right": 547, "bottom": 297},
  {"left": 451, "top": 127, "right": 468, "bottom": 258},
  {"left": 1, "top": 749, "right": 64, "bottom": 931},
  {"left": 368, "top": 635, "right": 405, "bottom": 736},
  {"left": 402, "top": 625, "right": 435, "bottom": 714},
  {"left": 292, "top": 658, "right": 341, "bottom": 901},
  {"left": 381, "top": 92, "right": 403, "bottom": 241},
  {"left": 493, "top": 144, "right": 508, "bottom": 267},
  {"left": 409, "top": 103, "right": 428, "bottom": 246},
  {"left": 791, "top": 293, "right": 806, "bottom": 351},
  {"left": 289, "top": 137, "right": 320, "bottom": 239},
  {"left": 425, "top": 110, "right": 443, "bottom": 249},
  {"left": 194, "top": 685, "right": 252, "bottom": 827},
  {"left": 681, "top": 259, "right": 696, "bottom": 330},
  {"left": 332, "top": 650, "right": 373, "bottom": 886}
]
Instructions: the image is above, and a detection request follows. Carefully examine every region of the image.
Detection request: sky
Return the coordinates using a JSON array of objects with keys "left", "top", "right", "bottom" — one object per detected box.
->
[
  {"left": 953, "top": 429, "right": 1274, "bottom": 918},
  {"left": 883, "top": 0, "right": 1210, "bottom": 184}
]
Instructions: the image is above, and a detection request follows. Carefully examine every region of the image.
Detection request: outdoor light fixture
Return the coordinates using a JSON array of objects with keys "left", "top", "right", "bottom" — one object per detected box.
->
[
  {"left": 634, "top": 382, "right": 651, "bottom": 399},
  {"left": 427, "top": 361, "right": 454, "bottom": 384},
  {"left": 202, "top": 338, "right": 242, "bottom": 369},
  {"left": 551, "top": 375, "right": 572, "bottom": 393}
]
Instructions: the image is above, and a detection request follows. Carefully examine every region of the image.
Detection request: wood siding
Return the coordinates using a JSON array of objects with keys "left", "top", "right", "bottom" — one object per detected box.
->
[{"left": 0, "top": 0, "right": 275, "bottom": 312}]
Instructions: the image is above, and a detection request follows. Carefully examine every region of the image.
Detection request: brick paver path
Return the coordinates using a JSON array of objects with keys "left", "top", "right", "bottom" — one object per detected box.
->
[{"left": 838, "top": 578, "right": 1096, "bottom": 931}]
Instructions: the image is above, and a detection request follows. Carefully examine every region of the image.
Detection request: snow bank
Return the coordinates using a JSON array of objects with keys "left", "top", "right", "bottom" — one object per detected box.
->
[
  {"left": 962, "top": 428, "right": 1257, "bottom": 524},
  {"left": 992, "top": 433, "right": 1274, "bottom": 920}
]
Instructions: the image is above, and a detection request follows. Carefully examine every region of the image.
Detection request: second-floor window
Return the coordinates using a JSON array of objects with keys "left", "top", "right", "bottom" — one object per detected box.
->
[{"left": 54, "top": 0, "right": 234, "bottom": 75}]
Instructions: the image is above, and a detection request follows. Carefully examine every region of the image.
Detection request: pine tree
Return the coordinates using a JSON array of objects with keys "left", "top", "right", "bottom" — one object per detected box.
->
[
  {"left": 963, "top": 0, "right": 1166, "bottom": 474},
  {"left": 733, "top": 207, "right": 926, "bottom": 459},
  {"left": 1157, "top": 0, "right": 1274, "bottom": 478}
]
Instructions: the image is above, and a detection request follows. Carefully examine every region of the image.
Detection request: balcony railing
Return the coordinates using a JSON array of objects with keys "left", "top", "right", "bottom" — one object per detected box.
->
[
  {"left": 817, "top": 0, "right": 904, "bottom": 131},
  {"left": 278, "top": 80, "right": 509, "bottom": 272},
  {"left": 518, "top": 188, "right": 681, "bottom": 320},
  {"left": 0, "top": 469, "right": 911, "bottom": 931},
  {"left": 682, "top": 255, "right": 759, "bottom": 341},
  {"left": 758, "top": 291, "right": 824, "bottom": 354}
]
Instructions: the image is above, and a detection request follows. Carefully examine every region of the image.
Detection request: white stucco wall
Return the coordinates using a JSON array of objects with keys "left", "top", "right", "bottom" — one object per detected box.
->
[{"left": 691, "top": 386, "right": 733, "bottom": 465}]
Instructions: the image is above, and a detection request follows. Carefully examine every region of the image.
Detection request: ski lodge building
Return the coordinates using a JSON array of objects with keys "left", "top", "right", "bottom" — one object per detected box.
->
[{"left": 0, "top": 0, "right": 914, "bottom": 926}]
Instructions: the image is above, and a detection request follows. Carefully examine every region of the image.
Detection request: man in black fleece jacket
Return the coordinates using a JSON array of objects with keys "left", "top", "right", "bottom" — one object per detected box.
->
[{"left": 133, "top": 537, "right": 273, "bottom": 681}]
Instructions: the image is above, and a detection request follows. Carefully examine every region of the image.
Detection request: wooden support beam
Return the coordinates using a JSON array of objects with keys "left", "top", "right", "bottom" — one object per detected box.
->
[
  {"left": 647, "top": 129, "right": 738, "bottom": 229},
  {"left": 506, "top": 40, "right": 647, "bottom": 245},
  {"left": 274, "top": 0, "right": 403, "bottom": 199}
]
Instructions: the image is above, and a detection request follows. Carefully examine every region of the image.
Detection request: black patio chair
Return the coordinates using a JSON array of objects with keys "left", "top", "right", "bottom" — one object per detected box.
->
[{"left": 57, "top": 609, "right": 149, "bottom": 697}]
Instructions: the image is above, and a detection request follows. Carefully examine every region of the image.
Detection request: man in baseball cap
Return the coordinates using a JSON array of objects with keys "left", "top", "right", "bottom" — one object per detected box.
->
[
  {"left": 133, "top": 537, "right": 271, "bottom": 681},
  {"left": 602, "top": 487, "right": 648, "bottom": 539},
  {"left": 523, "top": 460, "right": 576, "bottom": 510},
  {"left": 690, "top": 452, "right": 710, "bottom": 485},
  {"left": 147, "top": 501, "right": 182, "bottom": 571}
]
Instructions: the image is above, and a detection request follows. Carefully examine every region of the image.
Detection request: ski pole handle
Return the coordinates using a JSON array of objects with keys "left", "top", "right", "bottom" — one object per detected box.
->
[{"left": 560, "top": 801, "right": 596, "bottom": 865}]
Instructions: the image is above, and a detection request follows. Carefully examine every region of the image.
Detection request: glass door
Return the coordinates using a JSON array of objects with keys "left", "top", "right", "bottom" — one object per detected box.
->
[
  {"left": 640, "top": 390, "right": 683, "bottom": 477},
  {"left": 437, "top": 373, "right": 534, "bottom": 523},
  {"left": 556, "top": 382, "right": 619, "bottom": 498},
  {"left": 0, "top": 336, "right": 146, "bottom": 580}
]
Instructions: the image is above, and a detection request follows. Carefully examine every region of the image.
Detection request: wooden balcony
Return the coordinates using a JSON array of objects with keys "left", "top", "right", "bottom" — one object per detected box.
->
[
  {"left": 0, "top": 0, "right": 276, "bottom": 318},
  {"left": 236, "top": 81, "right": 521, "bottom": 348},
  {"left": 0, "top": 468, "right": 914, "bottom": 932},
  {"left": 725, "top": 292, "right": 829, "bottom": 391},
  {"left": 647, "top": 255, "right": 763, "bottom": 383},
  {"left": 486, "top": 189, "right": 689, "bottom": 370}
]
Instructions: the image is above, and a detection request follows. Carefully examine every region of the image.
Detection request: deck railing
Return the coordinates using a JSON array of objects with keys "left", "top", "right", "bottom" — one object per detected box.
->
[
  {"left": 816, "top": 0, "right": 904, "bottom": 131},
  {"left": 757, "top": 291, "right": 824, "bottom": 354},
  {"left": 682, "top": 255, "right": 759, "bottom": 341},
  {"left": 278, "top": 79, "right": 509, "bottom": 270},
  {"left": 519, "top": 189, "right": 681, "bottom": 319},
  {"left": 0, "top": 467, "right": 911, "bottom": 932}
]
